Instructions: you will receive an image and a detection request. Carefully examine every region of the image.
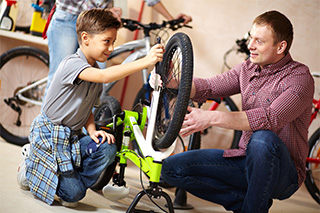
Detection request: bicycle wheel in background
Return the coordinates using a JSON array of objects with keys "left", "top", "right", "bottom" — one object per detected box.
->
[
  {"left": 154, "top": 32, "right": 193, "bottom": 149},
  {"left": 0, "top": 46, "right": 49, "bottom": 146},
  {"left": 305, "top": 128, "right": 320, "bottom": 205}
]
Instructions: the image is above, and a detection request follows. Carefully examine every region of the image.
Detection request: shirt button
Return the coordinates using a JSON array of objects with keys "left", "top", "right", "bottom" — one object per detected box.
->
[{"left": 253, "top": 92, "right": 255, "bottom": 95}]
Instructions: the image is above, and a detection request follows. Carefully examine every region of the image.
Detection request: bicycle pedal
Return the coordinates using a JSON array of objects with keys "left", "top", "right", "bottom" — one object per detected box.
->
[{"left": 102, "top": 184, "right": 130, "bottom": 201}]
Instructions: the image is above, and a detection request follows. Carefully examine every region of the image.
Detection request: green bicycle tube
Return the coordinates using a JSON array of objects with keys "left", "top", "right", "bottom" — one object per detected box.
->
[{"left": 149, "top": 160, "right": 162, "bottom": 183}]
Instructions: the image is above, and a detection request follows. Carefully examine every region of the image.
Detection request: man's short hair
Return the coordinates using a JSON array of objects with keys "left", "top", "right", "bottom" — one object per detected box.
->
[
  {"left": 76, "top": 8, "right": 121, "bottom": 44},
  {"left": 253, "top": 10, "right": 293, "bottom": 54}
]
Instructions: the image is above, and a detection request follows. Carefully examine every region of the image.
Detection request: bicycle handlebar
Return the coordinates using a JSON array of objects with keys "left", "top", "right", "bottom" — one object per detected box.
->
[{"left": 120, "top": 18, "right": 192, "bottom": 34}]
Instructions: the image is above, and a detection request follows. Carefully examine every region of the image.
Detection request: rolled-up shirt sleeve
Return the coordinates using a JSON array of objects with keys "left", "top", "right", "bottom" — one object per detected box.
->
[{"left": 192, "top": 66, "right": 241, "bottom": 103}]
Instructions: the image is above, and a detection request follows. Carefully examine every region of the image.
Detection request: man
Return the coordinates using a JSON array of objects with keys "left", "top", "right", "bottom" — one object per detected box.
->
[{"left": 161, "top": 10, "right": 314, "bottom": 212}]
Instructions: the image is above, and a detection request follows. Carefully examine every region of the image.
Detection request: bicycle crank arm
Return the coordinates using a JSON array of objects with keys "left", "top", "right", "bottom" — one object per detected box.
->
[{"left": 4, "top": 98, "right": 22, "bottom": 126}]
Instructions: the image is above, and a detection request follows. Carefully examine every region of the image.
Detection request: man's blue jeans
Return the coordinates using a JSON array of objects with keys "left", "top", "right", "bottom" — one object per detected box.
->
[
  {"left": 45, "top": 9, "right": 79, "bottom": 99},
  {"left": 161, "top": 130, "right": 299, "bottom": 212},
  {"left": 56, "top": 135, "right": 117, "bottom": 202}
]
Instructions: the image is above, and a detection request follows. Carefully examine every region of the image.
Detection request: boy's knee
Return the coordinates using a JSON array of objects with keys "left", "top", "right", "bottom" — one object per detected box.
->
[
  {"left": 96, "top": 143, "right": 117, "bottom": 164},
  {"left": 57, "top": 181, "right": 86, "bottom": 202}
]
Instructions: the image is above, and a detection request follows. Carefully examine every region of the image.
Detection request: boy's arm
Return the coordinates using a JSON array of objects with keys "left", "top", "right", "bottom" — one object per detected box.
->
[
  {"left": 84, "top": 113, "right": 115, "bottom": 144},
  {"left": 78, "top": 44, "right": 164, "bottom": 83},
  {"left": 84, "top": 113, "right": 96, "bottom": 137}
]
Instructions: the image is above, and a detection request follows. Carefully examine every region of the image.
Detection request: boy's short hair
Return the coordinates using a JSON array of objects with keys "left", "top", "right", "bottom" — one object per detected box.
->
[
  {"left": 76, "top": 8, "right": 122, "bottom": 44},
  {"left": 253, "top": 10, "right": 293, "bottom": 54}
]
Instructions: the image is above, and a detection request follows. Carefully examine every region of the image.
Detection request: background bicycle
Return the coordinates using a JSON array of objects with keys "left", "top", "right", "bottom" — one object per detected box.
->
[{"left": 0, "top": 18, "right": 191, "bottom": 146}]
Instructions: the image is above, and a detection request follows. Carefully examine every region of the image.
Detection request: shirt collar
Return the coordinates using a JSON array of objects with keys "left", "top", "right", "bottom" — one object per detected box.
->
[
  {"left": 76, "top": 48, "right": 99, "bottom": 68},
  {"left": 250, "top": 53, "right": 293, "bottom": 76},
  {"left": 262, "top": 53, "right": 292, "bottom": 74}
]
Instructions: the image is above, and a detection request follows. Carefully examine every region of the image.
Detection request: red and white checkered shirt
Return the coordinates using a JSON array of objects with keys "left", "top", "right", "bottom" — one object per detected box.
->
[{"left": 192, "top": 53, "right": 314, "bottom": 186}]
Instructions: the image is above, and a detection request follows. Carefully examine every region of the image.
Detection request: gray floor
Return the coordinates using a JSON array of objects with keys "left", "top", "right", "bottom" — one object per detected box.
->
[{"left": 0, "top": 137, "right": 319, "bottom": 213}]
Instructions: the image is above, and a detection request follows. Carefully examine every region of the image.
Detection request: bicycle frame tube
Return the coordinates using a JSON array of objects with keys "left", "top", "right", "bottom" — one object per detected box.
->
[
  {"left": 107, "top": 91, "right": 176, "bottom": 161},
  {"left": 15, "top": 76, "right": 48, "bottom": 106},
  {"left": 103, "top": 37, "right": 151, "bottom": 93},
  {"left": 109, "top": 103, "right": 175, "bottom": 183},
  {"left": 309, "top": 98, "right": 319, "bottom": 125}
]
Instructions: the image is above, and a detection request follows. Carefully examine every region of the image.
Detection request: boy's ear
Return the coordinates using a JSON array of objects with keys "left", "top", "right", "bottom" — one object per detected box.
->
[{"left": 82, "top": 32, "right": 89, "bottom": 46}]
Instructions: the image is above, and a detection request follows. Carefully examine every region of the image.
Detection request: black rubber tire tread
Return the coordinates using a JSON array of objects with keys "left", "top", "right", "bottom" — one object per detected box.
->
[
  {"left": 188, "top": 131, "right": 201, "bottom": 150},
  {"left": 0, "top": 46, "right": 49, "bottom": 146},
  {"left": 0, "top": 46, "right": 49, "bottom": 68},
  {"left": 304, "top": 128, "right": 320, "bottom": 205},
  {"left": 90, "top": 96, "right": 122, "bottom": 190},
  {"left": 154, "top": 32, "right": 194, "bottom": 149},
  {"left": 94, "top": 96, "right": 122, "bottom": 122},
  {"left": 222, "top": 97, "right": 242, "bottom": 149}
]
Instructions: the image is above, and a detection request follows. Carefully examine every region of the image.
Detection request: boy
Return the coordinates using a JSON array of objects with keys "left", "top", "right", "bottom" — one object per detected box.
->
[{"left": 18, "top": 8, "right": 164, "bottom": 207}]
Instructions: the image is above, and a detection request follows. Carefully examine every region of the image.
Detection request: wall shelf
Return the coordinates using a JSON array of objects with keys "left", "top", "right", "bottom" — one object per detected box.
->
[{"left": 0, "top": 29, "right": 47, "bottom": 46}]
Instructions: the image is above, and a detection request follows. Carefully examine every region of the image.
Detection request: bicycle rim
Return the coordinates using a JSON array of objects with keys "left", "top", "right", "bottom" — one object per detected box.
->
[
  {"left": 154, "top": 32, "right": 193, "bottom": 149},
  {"left": 0, "top": 46, "right": 49, "bottom": 146},
  {"left": 305, "top": 128, "right": 320, "bottom": 205}
]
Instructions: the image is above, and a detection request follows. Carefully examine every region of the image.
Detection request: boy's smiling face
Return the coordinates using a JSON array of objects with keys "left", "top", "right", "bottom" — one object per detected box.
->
[{"left": 81, "top": 28, "right": 118, "bottom": 66}]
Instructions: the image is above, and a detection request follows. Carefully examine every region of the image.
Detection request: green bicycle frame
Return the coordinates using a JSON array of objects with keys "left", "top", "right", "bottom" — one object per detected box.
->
[{"left": 106, "top": 104, "right": 176, "bottom": 183}]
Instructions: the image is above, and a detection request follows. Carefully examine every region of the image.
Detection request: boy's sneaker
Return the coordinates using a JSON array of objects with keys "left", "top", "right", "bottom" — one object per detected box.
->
[
  {"left": 59, "top": 199, "right": 79, "bottom": 208},
  {"left": 54, "top": 195, "right": 78, "bottom": 208},
  {"left": 17, "top": 143, "right": 30, "bottom": 190}
]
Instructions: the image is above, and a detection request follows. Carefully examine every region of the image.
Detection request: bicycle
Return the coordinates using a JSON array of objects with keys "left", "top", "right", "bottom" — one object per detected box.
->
[
  {"left": 92, "top": 33, "right": 250, "bottom": 209},
  {"left": 305, "top": 72, "right": 320, "bottom": 205},
  {"left": 0, "top": 18, "right": 191, "bottom": 146},
  {"left": 91, "top": 32, "right": 194, "bottom": 212},
  {"left": 0, "top": 46, "right": 49, "bottom": 144}
]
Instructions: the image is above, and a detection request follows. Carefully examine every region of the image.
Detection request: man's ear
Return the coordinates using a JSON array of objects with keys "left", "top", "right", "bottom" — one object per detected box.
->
[
  {"left": 277, "top": 41, "right": 287, "bottom": 54},
  {"left": 82, "top": 32, "right": 89, "bottom": 46}
]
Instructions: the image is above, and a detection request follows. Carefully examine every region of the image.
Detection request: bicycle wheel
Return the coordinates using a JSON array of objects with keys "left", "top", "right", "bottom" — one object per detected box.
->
[
  {"left": 0, "top": 46, "right": 49, "bottom": 146},
  {"left": 305, "top": 128, "right": 320, "bottom": 205},
  {"left": 154, "top": 32, "right": 193, "bottom": 149},
  {"left": 91, "top": 95, "right": 122, "bottom": 190}
]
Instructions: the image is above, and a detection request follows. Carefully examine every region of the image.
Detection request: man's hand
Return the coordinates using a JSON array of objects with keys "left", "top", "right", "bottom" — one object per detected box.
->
[
  {"left": 180, "top": 106, "right": 212, "bottom": 137},
  {"left": 175, "top": 13, "right": 192, "bottom": 25}
]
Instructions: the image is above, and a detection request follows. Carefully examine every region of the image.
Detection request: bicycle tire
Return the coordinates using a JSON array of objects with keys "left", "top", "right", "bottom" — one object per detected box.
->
[
  {"left": 304, "top": 128, "right": 320, "bottom": 205},
  {"left": 154, "top": 32, "right": 193, "bottom": 149},
  {"left": 91, "top": 96, "right": 123, "bottom": 190},
  {"left": 0, "top": 46, "right": 49, "bottom": 146}
]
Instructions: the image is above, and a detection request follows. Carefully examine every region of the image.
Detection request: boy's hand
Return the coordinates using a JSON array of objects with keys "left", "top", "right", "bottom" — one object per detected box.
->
[
  {"left": 90, "top": 130, "right": 115, "bottom": 144},
  {"left": 145, "top": 44, "right": 165, "bottom": 67}
]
